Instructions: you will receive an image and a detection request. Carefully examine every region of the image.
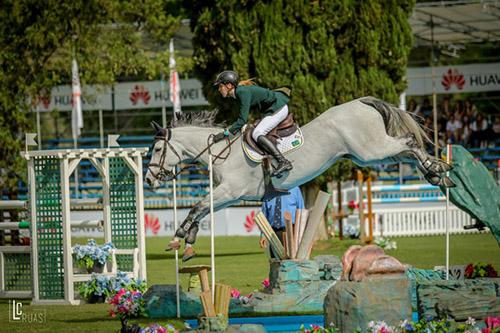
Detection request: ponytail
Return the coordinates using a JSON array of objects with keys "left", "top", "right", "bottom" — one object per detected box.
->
[{"left": 238, "top": 78, "right": 257, "bottom": 86}]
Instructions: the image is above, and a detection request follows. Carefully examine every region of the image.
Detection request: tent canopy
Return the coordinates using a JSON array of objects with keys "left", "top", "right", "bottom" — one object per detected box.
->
[{"left": 410, "top": 0, "right": 500, "bottom": 45}]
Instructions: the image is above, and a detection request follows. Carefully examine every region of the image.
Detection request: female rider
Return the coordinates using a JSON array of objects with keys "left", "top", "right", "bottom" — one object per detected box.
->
[{"left": 212, "top": 70, "right": 293, "bottom": 177}]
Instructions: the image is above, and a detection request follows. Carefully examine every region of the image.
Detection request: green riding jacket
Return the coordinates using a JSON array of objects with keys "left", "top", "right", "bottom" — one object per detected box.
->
[{"left": 228, "top": 85, "right": 289, "bottom": 135}]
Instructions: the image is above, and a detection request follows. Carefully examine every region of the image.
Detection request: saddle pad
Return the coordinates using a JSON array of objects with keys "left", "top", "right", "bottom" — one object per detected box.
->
[{"left": 242, "top": 127, "right": 304, "bottom": 163}]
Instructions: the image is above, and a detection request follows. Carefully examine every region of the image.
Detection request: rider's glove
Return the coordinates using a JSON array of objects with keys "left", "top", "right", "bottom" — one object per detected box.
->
[{"left": 213, "top": 130, "right": 229, "bottom": 143}]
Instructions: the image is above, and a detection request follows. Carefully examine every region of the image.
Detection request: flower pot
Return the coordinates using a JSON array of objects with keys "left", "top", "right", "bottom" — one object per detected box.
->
[
  {"left": 87, "top": 294, "right": 106, "bottom": 304},
  {"left": 87, "top": 262, "right": 105, "bottom": 274}
]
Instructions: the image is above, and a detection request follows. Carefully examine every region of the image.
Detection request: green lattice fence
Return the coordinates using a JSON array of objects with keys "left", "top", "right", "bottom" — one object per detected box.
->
[
  {"left": 3, "top": 252, "right": 32, "bottom": 291},
  {"left": 33, "top": 157, "right": 64, "bottom": 300},
  {"left": 109, "top": 158, "right": 137, "bottom": 272}
]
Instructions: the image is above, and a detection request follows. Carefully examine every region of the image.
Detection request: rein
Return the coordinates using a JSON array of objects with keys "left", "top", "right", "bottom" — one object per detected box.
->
[{"left": 147, "top": 132, "right": 241, "bottom": 181}]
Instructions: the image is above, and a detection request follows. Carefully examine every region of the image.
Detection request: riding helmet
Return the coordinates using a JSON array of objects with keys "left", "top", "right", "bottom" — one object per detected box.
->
[{"left": 213, "top": 70, "right": 239, "bottom": 86}]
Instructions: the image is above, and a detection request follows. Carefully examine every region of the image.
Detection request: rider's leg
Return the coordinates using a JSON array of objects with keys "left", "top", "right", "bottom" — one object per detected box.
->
[
  {"left": 252, "top": 105, "right": 293, "bottom": 177},
  {"left": 257, "top": 136, "right": 292, "bottom": 177}
]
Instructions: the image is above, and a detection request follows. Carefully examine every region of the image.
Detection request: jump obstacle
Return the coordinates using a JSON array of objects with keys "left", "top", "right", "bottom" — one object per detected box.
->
[{"left": 0, "top": 137, "right": 148, "bottom": 304}]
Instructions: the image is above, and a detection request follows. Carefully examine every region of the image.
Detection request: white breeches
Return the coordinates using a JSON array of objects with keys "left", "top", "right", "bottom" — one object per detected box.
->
[{"left": 252, "top": 105, "right": 289, "bottom": 141}]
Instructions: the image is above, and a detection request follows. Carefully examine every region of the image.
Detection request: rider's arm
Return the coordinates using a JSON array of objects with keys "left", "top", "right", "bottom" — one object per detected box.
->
[{"left": 228, "top": 89, "right": 251, "bottom": 134}]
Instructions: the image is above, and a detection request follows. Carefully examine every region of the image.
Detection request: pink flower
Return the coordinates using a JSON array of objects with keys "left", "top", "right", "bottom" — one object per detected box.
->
[
  {"left": 262, "top": 279, "right": 270, "bottom": 288},
  {"left": 231, "top": 289, "right": 241, "bottom": 298},
  {"left": 312, "top": 325, "right": 321, "bottom": 331},
  {"left": 380, "top": 327, "right": 390, "bottom": 333}
]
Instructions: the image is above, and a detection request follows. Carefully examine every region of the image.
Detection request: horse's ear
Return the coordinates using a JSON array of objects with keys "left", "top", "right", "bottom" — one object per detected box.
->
[{"left": 151, "top": 121, "right": 162, "bottom": 132}]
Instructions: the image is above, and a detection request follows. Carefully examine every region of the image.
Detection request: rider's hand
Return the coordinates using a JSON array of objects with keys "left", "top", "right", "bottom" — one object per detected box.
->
[
  {"left": 213, "top": 130, "right": 229, "bottom": 143},
  {"left": 259, "top": 236, "right": 268, "bottom": 248}
]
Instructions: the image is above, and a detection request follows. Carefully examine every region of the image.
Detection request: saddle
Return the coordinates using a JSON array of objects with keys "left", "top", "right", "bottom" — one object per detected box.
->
[{"left": 243, "top": 113, "right": 298, "bottom": 155}]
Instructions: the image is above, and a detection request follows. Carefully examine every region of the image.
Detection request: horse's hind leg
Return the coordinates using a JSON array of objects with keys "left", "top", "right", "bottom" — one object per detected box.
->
[{"left": 395, "top": 134, "right": 455, "bottom": 187}]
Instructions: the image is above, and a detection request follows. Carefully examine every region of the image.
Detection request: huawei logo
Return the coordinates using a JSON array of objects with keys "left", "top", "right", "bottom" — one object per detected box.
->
[
  {"left": 244, "top": 211, "right": 256, "bottom": 232},
  {"left": 441, "top": 68, "right": 465, "bottom": 90},
  {"left": 145, "top": 213, "right": 161, "bottom": 235},
  {"left": 130, "top": 85, "right": 151, "bottom": 105}
]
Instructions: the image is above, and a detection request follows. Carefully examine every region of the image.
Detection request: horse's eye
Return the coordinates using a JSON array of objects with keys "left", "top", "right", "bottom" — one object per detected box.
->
[{"left": 155, "top": 147, "right": 161, "bottom": 152}]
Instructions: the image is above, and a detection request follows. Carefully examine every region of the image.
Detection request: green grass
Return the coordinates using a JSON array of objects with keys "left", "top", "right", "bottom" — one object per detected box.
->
[{"left": 1, "top": 233, "right": 498, "bottom": 332}]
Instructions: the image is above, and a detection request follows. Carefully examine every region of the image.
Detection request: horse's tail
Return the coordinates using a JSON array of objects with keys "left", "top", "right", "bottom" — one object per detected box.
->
[{"left": 359, "top": 96, "right": 433, "bottom": 148}]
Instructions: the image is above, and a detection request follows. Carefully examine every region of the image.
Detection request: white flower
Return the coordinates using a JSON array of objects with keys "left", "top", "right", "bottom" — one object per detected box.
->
[{"left": 466, "top": 317, "right": 476, "bottom": 326}]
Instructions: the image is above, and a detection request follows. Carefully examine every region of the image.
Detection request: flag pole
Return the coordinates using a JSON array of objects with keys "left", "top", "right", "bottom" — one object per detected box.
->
[{"left": 71, "top": 55, "right": 83, "bottom": 199}]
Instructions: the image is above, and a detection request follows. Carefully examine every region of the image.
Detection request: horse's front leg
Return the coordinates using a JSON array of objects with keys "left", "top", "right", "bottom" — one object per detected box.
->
[{"left": 167, "top": 185, "right": 238, "bottom": 261}]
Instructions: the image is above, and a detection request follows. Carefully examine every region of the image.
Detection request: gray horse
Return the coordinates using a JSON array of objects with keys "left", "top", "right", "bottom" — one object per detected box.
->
[{"left": 145, "top": 97, "right": 453, "bottom": 259}]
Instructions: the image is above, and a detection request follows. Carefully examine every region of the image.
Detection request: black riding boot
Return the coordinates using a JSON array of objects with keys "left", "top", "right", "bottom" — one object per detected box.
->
[{"left": 256, "top": 135, "right": 293, "bottom": 177}]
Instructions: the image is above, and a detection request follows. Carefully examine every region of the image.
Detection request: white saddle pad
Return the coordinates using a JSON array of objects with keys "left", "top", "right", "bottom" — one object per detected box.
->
[{"left": 242, "top": 127, "right": 304, "bottom": 163}]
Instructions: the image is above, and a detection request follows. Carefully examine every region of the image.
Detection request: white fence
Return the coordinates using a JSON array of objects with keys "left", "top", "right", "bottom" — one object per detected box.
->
[{"left": 332, "top": 182, "right": 483, "bottom": 237}]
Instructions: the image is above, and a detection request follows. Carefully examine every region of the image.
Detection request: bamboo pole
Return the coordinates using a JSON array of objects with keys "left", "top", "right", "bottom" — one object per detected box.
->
[
  {"left": 284, "top": 211, "right": 294, "bottom": 259},
  {"left": 254, "top": 212, "right": 286, "bottom": 260},
  {"left": 293, "top": 209, "right": 301, "bottom": 256},
  {"left": 298, "top": 209, "right": 309, "bottom": 249},
  {"left": 296, "top": 191, "right": 330, "bottom": 260}
]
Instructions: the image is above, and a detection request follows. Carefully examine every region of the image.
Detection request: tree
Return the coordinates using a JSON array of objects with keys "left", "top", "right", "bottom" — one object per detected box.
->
[
  {"left": 0, "top": 0, "right": 181, "bottom": 192},
  {"left": 185, "top": 0, "right": 415, "bottom": 204}
]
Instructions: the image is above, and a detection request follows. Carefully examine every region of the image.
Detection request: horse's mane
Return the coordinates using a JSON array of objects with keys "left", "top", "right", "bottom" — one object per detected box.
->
[{"left": 173, "top": 110, "right": 225, "bottom": 129}]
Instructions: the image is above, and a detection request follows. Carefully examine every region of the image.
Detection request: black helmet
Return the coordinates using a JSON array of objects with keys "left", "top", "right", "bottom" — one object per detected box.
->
[{"left": 213, "top": 70, "right": 239, "bottom": 86}]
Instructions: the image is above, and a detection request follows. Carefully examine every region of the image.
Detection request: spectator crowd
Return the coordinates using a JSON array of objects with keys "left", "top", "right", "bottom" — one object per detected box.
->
[{"left": 407, "top": 97, "right": 500, "bottom": 148}]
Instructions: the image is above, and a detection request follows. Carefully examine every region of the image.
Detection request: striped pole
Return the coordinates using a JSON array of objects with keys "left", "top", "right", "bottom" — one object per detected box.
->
[
  {"left": 445, "top": 144, "right": 451, "bottom": 280},
  {"left": 209, "top": 155, "right": 216, "bottom": 303},
  {"left": 173, "top": 166, "right": 180, "bottom": 318}
]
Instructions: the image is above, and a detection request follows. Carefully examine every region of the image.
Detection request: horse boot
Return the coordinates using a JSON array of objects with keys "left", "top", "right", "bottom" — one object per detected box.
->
[
  {"left": 182, "top": 222, "right": 199, "bottom": 262},
  {"left": 256, "top": 135, "right": 293, "bottom": 178},
  {"left": 166, "top": 216, "right": 196, "bottom": 251}
]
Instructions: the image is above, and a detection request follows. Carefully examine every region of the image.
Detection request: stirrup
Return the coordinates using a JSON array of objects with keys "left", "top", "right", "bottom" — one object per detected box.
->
[
  {"left": 271, "top": 160, "right": 293, "bottom": 178},
  {"left": 262, "top": 158, "right": 290, "bottom": 201}
]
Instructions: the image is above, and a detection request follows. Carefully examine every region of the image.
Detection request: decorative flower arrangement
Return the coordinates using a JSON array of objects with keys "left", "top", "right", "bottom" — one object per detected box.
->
[
  {"left": 465, "top": 262, "right": 498, "bottom": 279},
  {"left": 399, "top": 317, "right": 451, "bottom": 333},
  {"left": 367, "top": 320, "right": 395, "bottom": 333},
  {"left": 78, "top": 273, "right": 112, "bottom": 302},
  {"left": 109, "top": 271, "right": 147, "bottom": 295},
  {"left": 78, "top": 271, "right": 147, "bottom": 302},
  {"left": 108, "top": 289, "right": 145, "bottom": 319},
  {"left": 143, "top": 323, "right": 177, "bottom": 333},
  {"left": 343, "top": 224, "right": 360, "bottom": 239},
  {"left": 299, "top": 323, "right": 339, "bottom": 333},
  {"left": 73, "top": 239, "right": 114, "bottom": 271},
  {"left": 108, "top": 288, "right": 145, "bottom": 333},
  {"left": 347, "top": 200, "right": 359, "bottom": 214},
  {"left": 374, "top": 237, "right": 397, "bottom": 250},
  {"left": 230, "top": 288, "right": 253, "bottom": 304},
  {"left": 482, "top": 315, "right": 500, "bottom": 333}
]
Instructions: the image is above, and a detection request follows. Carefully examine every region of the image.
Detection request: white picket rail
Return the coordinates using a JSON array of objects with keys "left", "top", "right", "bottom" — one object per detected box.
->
[
  {"left": 332, "top": 182, "right": 485, "bottom": 237},
  {"left": 372, "top": 206, "right": 478, "bottom": 237}
]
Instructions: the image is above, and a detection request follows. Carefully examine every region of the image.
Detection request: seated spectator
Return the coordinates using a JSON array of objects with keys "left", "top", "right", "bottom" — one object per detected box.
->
[
  {"left": 453, "top": 100, "right": 465, "bottom": 120},
  {"left": 464, "top": 98, "right": 478, "bottom": 123},
  {"left": 461, "top": 119, "right": 471, "bottom": 147},
  {"left": 469, "top": 114, "right": 489, "bottom": 147},
  {"left": 421, "top": 97, "right": 432, "bottom": 118},
  {"left": 407, "top": 98, "right": 422, "bottom": 117},
  {"left": 446, "top": 113, "right": 462, "bottom": 143}
]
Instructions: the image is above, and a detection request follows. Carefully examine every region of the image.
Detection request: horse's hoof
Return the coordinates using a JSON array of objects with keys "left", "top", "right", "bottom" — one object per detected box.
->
[
  {"left": 430, "top": 160, "right": 452, "bottom": 174},
  {"left": 424, "top": 173, "right": 441, "bottom": 186},
  {"left": 440, "top": 176, "right": 456, "bottom": 188},
  {"left": 165, "top": 240, "right": 181, "bottom": 251},
  {"left": 175, "top": 228, "right": 187, "bottom": 239},
  {"left": 182, "top": 247, "right": 196, "bottom": 262}
]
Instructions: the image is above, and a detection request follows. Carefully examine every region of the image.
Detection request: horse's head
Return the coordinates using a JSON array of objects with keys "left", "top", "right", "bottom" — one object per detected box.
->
[{"left": 145, "top": 121, "right": 182, "bottom": 188}]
